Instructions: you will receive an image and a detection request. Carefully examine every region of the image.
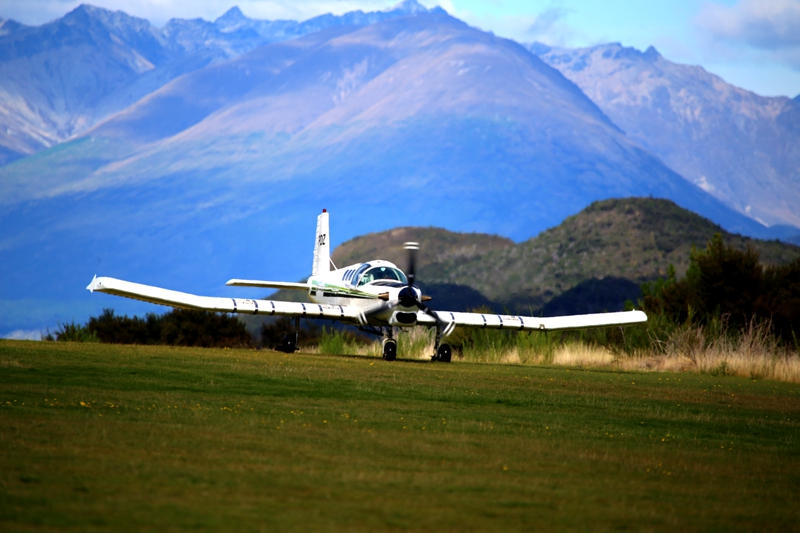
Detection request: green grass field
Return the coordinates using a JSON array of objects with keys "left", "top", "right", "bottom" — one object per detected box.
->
[{"left": 1, "top": 340, "right": 798, "bottom": 532}]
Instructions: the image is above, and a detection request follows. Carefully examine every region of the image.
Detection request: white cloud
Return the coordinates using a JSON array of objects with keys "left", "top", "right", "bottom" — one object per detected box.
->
[
  {"left": 698, "top": 0, "right": 800, "bottom": 69},
  {"left": 3, "top": 329, "right": 43, "bottom": 340},
  {"left": 437, "top": 2, "right": 581, "bottom": 47},
  {"left": 526, "top": 5, "right": 566, "bottom": 38}
]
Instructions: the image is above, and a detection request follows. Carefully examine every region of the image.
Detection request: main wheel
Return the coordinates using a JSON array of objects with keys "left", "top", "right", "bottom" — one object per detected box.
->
[
  {"left": 436, "top": 343, "right": 452, "bottom": 363},
  {"left": 382, "top": 339, "right": 397, "bottom": 361},
  {"left": 278, "top": 334, "right": 297, "bottom": 353}
]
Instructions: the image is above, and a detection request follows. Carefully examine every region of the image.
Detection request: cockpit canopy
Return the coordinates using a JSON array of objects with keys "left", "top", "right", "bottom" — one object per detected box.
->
[{"left": 357, "top": 266, "right": 408, "bottom": 286}]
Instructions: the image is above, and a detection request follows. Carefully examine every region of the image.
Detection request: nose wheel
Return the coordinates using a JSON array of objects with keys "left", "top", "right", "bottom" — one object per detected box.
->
[{"left": 382, "top": 338, "right": 397, "bottom": 361}]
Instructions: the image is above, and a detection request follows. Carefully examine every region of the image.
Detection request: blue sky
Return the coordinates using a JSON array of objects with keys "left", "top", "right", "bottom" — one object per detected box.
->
[{"left": 2, "top": 0, "right": 800, "bottom": 97}]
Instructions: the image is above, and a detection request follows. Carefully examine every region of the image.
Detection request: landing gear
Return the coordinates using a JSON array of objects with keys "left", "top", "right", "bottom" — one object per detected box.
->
[
  {"left": 382, "top": 327, "right": 397, "bottom": 361},
  {"left": 431, "top": 330, "right": 453, "bottom": 363},
  {"left": 276, "top": 317, "right": 300, "bottom": 353},
  {"left": 430, "top": 325, "right": 452, "bottom": 363},
  {"left": 434, "top": 343, "right": 452, "bottom": 363},
  {"left": 382, "top": 338, "right": 397, "bottom": 361},
  {"left": 277, "top": 334, "right": 297, "bottom": 353}
]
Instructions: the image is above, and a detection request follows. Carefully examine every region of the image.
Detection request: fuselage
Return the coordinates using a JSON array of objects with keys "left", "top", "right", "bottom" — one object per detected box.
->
[{"left": 307, "top": 260, "right": 423, "bottom": 324}]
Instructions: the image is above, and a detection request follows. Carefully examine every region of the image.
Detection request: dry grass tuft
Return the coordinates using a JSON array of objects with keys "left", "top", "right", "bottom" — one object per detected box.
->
[
  {"left": 552, "top": 343, "right": 615, "bottom": 367},
  {"left": 656, "top": 320, "right": 800, "bottom": 382},
  {"left": 547, "top": 320, "right": 800, "bottom": 383}
]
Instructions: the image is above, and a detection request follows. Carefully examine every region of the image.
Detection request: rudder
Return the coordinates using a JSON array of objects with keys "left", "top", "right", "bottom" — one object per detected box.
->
[{"left": 312, "top": 209, "right": 330, "bottom": 276}]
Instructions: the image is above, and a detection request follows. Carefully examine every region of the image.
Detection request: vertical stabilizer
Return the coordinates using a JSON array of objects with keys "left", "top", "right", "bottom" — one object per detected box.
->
[{"left": 312, "top": 209, "right": 330, "bottom": 276}]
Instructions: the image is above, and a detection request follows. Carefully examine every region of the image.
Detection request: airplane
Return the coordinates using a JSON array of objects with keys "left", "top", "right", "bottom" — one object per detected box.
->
[{"left": 87, "top": 209, "right": 647, "bottom": 362}]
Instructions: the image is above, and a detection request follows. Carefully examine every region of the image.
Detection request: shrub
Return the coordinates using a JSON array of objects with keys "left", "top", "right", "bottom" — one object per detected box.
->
[
  {"left": 642, "top": 233, "right": 800, "bottom": 345},
  {"left": 45, "top": 322, "right": 99, "bottom": 343},
  {"left": 46, "top": 308, "right": 253, "bottom": 348}
]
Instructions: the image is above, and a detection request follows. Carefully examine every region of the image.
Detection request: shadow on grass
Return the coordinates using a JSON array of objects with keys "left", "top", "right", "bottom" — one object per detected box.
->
[{"left": 294, "top": 350, "right": 435, "bottom": 365}]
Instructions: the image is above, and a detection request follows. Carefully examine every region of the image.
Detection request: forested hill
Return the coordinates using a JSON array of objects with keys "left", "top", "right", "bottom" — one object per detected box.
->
[
  {"left": 326, "top": 198, "right": 800, "bottom": 314},
  {"left": 331, "top": 227, "right": 513, "bottom": 271}
]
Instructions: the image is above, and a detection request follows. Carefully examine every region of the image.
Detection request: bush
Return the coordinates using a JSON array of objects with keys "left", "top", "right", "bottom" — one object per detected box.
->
[
  {"left": 641, "top": 233, "right": 800, "bottom": 346},
  {"left": 46, "top": 308, "right": 253, "bottom": 348},
  {"left": 45, "top": 322, "right": 99, "bottom": 343}
]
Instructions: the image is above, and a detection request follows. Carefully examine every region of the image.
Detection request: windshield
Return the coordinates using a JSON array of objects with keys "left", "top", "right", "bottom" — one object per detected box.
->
[{"left": 357, "top": 266, "right": 408, "bottom": 286}]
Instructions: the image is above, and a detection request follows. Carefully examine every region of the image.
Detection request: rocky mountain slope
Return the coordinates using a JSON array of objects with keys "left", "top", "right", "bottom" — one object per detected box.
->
[
  {"left": 1, "top": 9, "right": 764, "bottom": 237},
  {"left": 531, "top": 42, "right": 800, "bottom": 230},
  {"left": 0, "top": 1, "right": 435, "bottom": 164}
]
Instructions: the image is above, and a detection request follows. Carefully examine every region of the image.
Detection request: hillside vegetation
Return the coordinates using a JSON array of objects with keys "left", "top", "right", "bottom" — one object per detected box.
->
[{"left": 421, "top": 198, "right": 800, "bottom": 311}]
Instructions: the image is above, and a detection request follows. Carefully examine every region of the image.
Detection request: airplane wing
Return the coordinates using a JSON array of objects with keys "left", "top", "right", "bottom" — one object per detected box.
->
[
  {"left": 225, "top": 279, "right": 309, "bottom": 290},
  {"left": 87, "top": 276, "right": 645, "bottom": 332},
  {"left": 414, "top": 308, "right": 647, "bottom": 332},
  {"left": 86, "top": 276, "right": 359, "bottom": 321}
]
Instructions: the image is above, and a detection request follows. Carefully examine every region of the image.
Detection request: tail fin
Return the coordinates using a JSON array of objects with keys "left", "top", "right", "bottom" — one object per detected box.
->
[{"left": 312, "top": 209, "right": 330, "bottom": 276}]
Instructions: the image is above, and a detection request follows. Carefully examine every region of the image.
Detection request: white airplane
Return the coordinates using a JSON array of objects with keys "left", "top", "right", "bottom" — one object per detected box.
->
[{"left": 87, "top": 209, "right": 647, "bottom": 362}]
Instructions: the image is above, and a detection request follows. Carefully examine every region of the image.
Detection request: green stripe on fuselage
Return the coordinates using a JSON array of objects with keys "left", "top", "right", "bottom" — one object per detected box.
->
[{"left": 311, "top": 281, "right": 377, "bottom": 300}]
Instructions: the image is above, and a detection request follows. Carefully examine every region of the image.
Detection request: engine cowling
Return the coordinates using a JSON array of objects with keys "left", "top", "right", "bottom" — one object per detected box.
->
[{"left": 388, "top": 311, "right": 418, "bottom": 326}]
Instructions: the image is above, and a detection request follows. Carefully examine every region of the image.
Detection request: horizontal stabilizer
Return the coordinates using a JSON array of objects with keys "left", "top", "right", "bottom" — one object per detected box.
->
[{"left": 225, "top": 279, "right": 309, "bottom": 290}]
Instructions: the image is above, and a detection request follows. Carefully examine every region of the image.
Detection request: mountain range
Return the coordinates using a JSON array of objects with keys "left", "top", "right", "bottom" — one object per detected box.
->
[
  {"left": 530, "top": 42, "right": 800, "bottom": 230},
  {"left": 1, "top": 2, "right": 799, "bottom": 337},
  {"left": 0, "top": 1, "right": 435, "bottom": 165}
]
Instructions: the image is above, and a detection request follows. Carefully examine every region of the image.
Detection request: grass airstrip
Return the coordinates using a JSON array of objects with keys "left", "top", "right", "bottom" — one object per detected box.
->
[{"left": 1, "top": 340, "right": 798, "bottom": 532}]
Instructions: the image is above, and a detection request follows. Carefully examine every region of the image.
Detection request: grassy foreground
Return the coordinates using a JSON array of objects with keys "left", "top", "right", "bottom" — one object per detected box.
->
[{"left": 1, "top": 341, "right": 798, "bottom": 532}]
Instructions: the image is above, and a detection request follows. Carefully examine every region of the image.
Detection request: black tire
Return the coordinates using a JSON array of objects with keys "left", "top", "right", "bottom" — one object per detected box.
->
[
  {"left": 437, "top": 344, "right": 452, "bottom": 363},
  {"left": 382, "top": 339, "right": 397, "bottom": 361},
  {"left": 278, "top": 334, "right": 297, "bottom": 353}
]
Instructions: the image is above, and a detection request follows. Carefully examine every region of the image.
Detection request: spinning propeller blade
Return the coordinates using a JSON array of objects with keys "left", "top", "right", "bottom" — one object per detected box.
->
[
  {"left": 402, "top": 241, "right": 442, "bottom": 326},
  {"left": 404, "top": 241, "right": 418, "bottom": 288}
]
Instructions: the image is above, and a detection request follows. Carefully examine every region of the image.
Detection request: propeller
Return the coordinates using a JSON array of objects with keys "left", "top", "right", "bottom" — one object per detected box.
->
[
  {"left": 406, "top": 241, "right": 418, "bottom": 287},
  {"left": 399, "top": 242, "right": 441, "bottom": 325},
  {"left": 398, "top": 242, "right": 419, "bottom": 307}
]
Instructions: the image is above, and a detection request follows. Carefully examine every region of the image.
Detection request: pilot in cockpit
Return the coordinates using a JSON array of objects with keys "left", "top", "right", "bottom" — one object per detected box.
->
[{"left": 357, "top": 266, "right": 406, "bottom": 286}]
